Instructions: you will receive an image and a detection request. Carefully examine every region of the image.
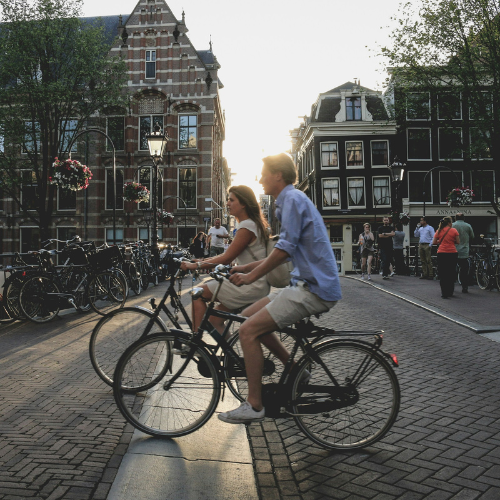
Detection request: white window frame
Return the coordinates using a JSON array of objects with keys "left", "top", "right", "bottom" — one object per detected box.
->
[
  {"left": 437, "top": 92, "right": 462, "bottom": 120},
  {"left": 439, "top": 171, "right": 464, "bottom": 204},
  {"left": 178, "top": 114, "right": 198, "bottom": 150},
  {"left": 23, "top": 121, "right": 41, "bottom": 153},
  {"left": 60, "top": 119, "right": 78, "bottom": 153},
  {"left": 469, "top": 128, "right": 492, "bottom": 160},
  {"left": 372, "top": 176, "right": 391, "bottom": 207},
  {"left": 407, "top": 128, "right": 432, "bottom": 161},
  {"left": 105, "top": 228, "right": 124, "bottom": 245},
  {"left": 438, "top": 127, "right": 463, "bottom": 161},
  {"left": 322, "top": 177, "right": 340, "bottom": 210},
  {"left": 347, "top": 177, "right": 366, "bottom": 209},
  {"left": 345, "top": 141, "right": 364, "bottom": 168},
  {"left": 145, "top": 49, "right": 156, "bottom": 79},
  {"left": 407, "top": 171, "right": 433, "bottom": 204},
  {"left": 21, "top": 170, "right": 38, "bottom": 211},
  {"left": 370, "top": 140, "right": 389, "bottom": 168},
  {"left": 139, "top": 115, "right": 163, "bottom": 151},
  {"left": 178, "top": 165, "right": 197, "bottom": 209},
  {"left": 469, "top": 91, "right": 493, "bottom": 120},
  {"left": 320, "top": 142, "right": 339, "bottom": 169},
  {"left": 470, "top": 170, "right": 495, "bottom": 203},
  {"left": 57, "top": 187, "right": 77, "bottom": 211},
  {"left": 406, "top": 92, "right": 431, "bottom": 121},
  {"left": 138, "top": 227, "right": 163, "bottom": 243},
  {"left": 105, "top": 167, "right": 124, "bottom": 210}
]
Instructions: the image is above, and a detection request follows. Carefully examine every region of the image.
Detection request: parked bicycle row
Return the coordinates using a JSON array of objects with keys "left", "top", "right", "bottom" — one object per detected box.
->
[{"left": 0, "top": 235, "right": 192, "bottom": 324}]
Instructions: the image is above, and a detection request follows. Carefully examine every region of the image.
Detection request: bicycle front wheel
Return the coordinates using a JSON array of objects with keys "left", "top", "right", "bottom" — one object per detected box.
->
[
  {"left": 89, "top": 307, "right": 169, "bottom": 387},
  {"left": 476, "top": 259, "right": 491, "bottom": 290},
  {"left": 19, "top": 275, "right": 61, "bottom": 323},
  {"left": 113, "top": 333, "right": 220, "bottom": 437},
  {"left": 291, "top": 341, "right": 400, "bottom": 450},
  {"left": 87, "top": 271, "right": 127, "bottom": 315}
]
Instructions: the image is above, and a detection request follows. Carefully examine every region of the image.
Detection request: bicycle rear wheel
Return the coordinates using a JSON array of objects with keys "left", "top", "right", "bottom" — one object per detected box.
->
[
  {"left": 113, "top": 333, "right": 220, "bottom": 437},
  {"left": 19, "top": 275, "right": 61, "bottom": 323},
  {"left": 290, "top": 340, "right": 400, "bottom": 450},
  {"left": 87, "top": 271, "right": 127, "bottom": 315},
  {"left": 89, "top": 307, "right": 169, "bottom": 387},
  {"left": 4, "top": 274, "right": 27, "bottom": 319}
]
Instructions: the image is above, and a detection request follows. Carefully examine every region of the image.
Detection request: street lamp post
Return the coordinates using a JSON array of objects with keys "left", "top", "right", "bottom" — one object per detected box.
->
[
  {"left": 145, "top": 125, "right": 168, "bottom": 261},
  {"left": 422, "top": 166, "right": 459, "bottom": 217},
  {"left": 388, "top": 156, "right": 406, "bottom": 215},
  {"left": 204, "top": 197, "right": 228, "bottom": 223}
]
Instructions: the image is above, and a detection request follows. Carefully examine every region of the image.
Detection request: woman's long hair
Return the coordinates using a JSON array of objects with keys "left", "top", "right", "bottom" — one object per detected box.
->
[
  {"left": 436, "top": 216, "right": 452, "bottom": 235},
  {"left": 192, "top": 231, "right": 205, "bottom": 243},
  {"left": 228, "top": 185, "right": 269, "bottom": 243}
]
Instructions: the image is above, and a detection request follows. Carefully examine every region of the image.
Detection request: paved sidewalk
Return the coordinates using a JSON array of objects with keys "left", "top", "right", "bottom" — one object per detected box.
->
[{"left": 349, "top": 272, "right": 500, "bottom": 332}]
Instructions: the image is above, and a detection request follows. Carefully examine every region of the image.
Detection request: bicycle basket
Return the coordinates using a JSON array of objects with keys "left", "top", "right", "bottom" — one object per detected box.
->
[
  {"left": 88, "top": 245, "right": 123, "bottom": 271},
  {"left": 62, "top": 247, "right": 89, "bottom": 266}
]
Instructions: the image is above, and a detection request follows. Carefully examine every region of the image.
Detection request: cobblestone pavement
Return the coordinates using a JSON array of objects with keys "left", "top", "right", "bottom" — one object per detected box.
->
[
  {"left": 0, "top": 281, "right": 180, "bottom": 500},
  {"left": 248, "top": 276, "right": 500, "bottom": 500},
  {"left": 2, "top": 274, "right": 500, "bottom": 500}
]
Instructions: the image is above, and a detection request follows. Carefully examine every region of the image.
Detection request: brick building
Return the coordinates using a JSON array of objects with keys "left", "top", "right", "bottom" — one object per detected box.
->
[
  {"left": 1, "top": 0, "right": 228, "bottom": 253},
  {"left": 290, "top": 81, "right": 397, "bottom": 274}
]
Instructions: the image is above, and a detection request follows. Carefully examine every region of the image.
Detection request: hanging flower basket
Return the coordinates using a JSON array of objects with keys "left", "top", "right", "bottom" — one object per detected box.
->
[
  {"left": 446, "top": 187, "right": 474, "bottom": 207},
  {"left": 390, "top": 210, "right": 411, "bottom": 226},
  {"left": 157, "top": 209, "right": 174, "bottom": 225},
  {"left": 49, "top": 158, "right": 93, "bottom": 191},
  {"left": 123, "top": 182, "right": 150, "bottom": 203}
]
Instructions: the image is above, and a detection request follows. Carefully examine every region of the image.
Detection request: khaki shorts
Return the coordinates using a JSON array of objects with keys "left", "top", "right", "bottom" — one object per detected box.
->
[{"left": 265, "top": 281, "right": 337, "bottom": 329}]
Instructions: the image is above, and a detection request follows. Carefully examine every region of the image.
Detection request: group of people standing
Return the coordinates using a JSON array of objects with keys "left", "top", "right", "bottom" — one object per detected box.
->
[
  {"left": 358, "top": 218, "right": 407, "bottom": 281},
  {"left": 414, "top": 213, "right": 474, "bottom": 298},
  {"left": 360, "top": 212, "right": 475, "bottom": 299}
]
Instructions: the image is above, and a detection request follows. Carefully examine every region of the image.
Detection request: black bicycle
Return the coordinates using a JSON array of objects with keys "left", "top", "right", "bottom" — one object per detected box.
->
[{"left": 112, "top": 265, "right": 400, "bottom": 450}]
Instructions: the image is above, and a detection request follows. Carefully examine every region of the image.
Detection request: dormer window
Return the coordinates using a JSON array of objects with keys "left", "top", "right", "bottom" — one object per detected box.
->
[{"left": 346, "top": 97, "right": 361, "bottom": 121}]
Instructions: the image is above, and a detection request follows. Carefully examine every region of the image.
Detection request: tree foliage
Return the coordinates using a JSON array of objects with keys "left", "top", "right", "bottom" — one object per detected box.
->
[
  {"left": 381, "top": 0, "right": 500, "bottom": 212},
  {"left": 0, "top": 0, "right": 128, "bottom": 235}
]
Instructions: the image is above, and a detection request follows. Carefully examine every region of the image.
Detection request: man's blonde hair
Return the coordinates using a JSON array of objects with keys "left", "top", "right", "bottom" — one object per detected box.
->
[{"left": 262, "top": 153, "right": 297, "bottom": 185}]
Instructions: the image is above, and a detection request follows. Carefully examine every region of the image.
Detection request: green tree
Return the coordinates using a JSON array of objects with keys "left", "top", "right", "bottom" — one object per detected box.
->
[
  {"left": 0, "top": 0, "right": 128, "bottom": 239},
  {"left": 380, "top": 0, "right": 500, "bottom": 214}
]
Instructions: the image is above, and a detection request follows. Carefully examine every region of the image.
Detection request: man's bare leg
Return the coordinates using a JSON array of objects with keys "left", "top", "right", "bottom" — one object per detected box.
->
[{"left": 237, "top": 306, "right": 279, "bottom": 410}]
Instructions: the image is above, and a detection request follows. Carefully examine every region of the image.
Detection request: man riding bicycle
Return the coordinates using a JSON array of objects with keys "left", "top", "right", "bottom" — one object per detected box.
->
[{"left": 220, "top": 153, "right": 342, "bottom": 424}]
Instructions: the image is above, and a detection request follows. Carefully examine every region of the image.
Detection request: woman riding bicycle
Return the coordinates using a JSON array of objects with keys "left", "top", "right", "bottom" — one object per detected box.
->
[{"left": 181, "top": 185, "right": 271, "bottom": 335}]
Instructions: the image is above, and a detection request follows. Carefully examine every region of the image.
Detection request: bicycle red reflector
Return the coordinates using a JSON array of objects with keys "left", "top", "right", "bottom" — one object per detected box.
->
[
  {"left": 390, "top": 354, "right": 399, "bottom": 366},
  {"left": 22, "top": 271, "right": 26, "bottom": 276}
]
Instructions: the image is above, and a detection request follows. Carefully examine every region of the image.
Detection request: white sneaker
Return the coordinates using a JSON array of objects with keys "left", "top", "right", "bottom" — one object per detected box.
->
[
  {"left": 361, "top": 274, "right": 365, "bottom": 280},
  {"left": 367, "top": 275, "right": 371, "bottom": 281},
  {"left": 218, "top": 401, "right": 265, "bottom": 424},
  {"left": 390, "top": 272, "right": 395, "bottom": 277}
]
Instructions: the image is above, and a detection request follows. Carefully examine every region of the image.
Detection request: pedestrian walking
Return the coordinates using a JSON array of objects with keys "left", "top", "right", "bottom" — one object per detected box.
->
[
  {"left": 414, "top": 216, "right": 435, "bottom": 279},
  {"left": 207, "top": 218, "right": 229, "bottom": 256},
  {"left": 358, "top": 223, "right": 375, "bottom": 280},
  {"left": 432, "top": 216, "right": 460, "bottom": 298},
  {"left": 189, "top": 232, "right": 207, "bottom": 259},
  {"left": 393, "top": 223, "right": 407, "bottom": 275},
  {"left": 453, "top": 212, "right": 474, "bottom": 293},
  {"left": 377, "top": 217, "right": 395, "bottom": 280}
]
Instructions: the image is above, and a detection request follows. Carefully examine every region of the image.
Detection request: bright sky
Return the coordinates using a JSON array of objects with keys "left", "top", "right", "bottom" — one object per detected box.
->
[{"left": 81, "top": 0, "right": 403, "bottom": 195}]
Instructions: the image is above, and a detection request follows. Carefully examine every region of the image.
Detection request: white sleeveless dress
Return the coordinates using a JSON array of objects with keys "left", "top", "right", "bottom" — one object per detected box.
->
[{"left": 206, "top": 219, "right": 270, "bottom": 309}]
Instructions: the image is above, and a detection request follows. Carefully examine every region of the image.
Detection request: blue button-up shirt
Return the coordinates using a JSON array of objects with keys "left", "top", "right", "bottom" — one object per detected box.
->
[
  {"left": 274, "top": 184, "right": 342, "bottom": 302},
  {"left": 414, "top": 224, "right": 435, "bottom": 244}
]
